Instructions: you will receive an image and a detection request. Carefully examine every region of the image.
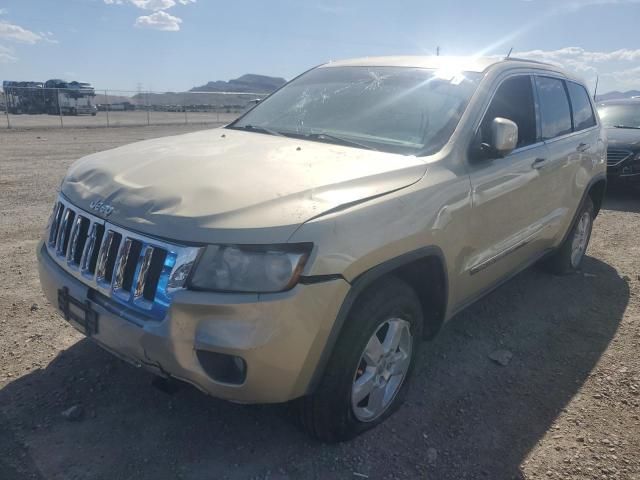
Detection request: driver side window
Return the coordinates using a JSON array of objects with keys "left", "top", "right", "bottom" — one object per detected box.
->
[{"left": 481, "top": 75, "right": 538, "bottom": 149}]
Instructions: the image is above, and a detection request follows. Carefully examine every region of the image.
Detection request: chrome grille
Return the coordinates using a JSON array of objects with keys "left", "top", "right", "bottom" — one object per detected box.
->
[
  {"left": 607, "top": 148, "right": 633, "bottom": 167},
  {"left": 46, "top": 196, "right": 200, "bottom": 321}
]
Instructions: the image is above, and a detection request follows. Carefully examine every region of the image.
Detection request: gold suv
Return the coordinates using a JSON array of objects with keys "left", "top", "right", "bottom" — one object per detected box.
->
[{"left": 37, "top": 56, "right": 607, "bottom": 441}]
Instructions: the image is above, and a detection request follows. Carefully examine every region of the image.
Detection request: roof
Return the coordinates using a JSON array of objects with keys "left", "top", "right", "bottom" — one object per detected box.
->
[{"left": 321, "top": 55, "right": 559, "bottom": 73}]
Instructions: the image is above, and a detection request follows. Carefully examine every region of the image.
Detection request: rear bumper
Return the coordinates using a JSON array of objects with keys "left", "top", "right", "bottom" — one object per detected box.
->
[{"left": 37, "top": 241, "right": 350, "bottom": 403}]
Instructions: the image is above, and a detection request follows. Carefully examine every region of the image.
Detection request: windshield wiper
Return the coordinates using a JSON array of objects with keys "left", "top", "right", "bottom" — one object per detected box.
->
[
  {"left": 304, "top": 132, "right": 379, "bottom": 151},
  {"left": 612, "top": 124, "right": 640, "bottom": 130},
  {"left": 231, "top": 124, "right": 287, "bottom": 137}
]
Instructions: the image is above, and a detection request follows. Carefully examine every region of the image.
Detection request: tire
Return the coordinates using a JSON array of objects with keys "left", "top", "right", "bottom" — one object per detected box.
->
[
  {"left": 545, "top": 196, "right": 594, "bottom": 274},
  {"left": 296, "top": 276, "right": 423, "bottom": 442}
]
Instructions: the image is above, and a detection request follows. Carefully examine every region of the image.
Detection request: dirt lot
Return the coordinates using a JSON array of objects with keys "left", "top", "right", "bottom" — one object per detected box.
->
[{"left": 1, "top": 125, "right": 639, "bottom": 480}]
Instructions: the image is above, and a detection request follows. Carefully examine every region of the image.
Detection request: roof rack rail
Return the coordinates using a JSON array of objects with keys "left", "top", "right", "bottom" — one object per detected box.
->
[{"left": 502, "top": 57, "right": 554, "bottom": 67}]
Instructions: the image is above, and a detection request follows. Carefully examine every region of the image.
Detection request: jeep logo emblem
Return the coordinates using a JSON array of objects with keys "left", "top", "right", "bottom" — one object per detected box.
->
[{"left": 89, "top": 200, "right": 114, "bottom": 216}]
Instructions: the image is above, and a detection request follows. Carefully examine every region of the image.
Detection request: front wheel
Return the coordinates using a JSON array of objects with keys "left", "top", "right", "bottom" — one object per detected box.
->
[
  {"left": 545, "top": 197, "right": 594, "bottom": 274},
  {"left": 297, "top": 277, "right": 423, "bottom": 442}
]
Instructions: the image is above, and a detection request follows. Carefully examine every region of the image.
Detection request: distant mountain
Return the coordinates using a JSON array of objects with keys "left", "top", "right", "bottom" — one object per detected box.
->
[
  {"left": 190, "top": 74, "right": 287, "bottom": 93},
  {"left": 109, "top": 74, "right": 287, "bottom": 108},
  {"left": 596, "top": 90, "right": 640, "bottom": 102}
]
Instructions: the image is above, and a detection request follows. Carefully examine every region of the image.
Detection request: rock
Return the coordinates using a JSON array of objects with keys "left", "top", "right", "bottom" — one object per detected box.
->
[
  {"left": 30, "top": 303, "right": 39, "bottom": 312},
  {"left": 61, "top": 405, "right": 84, "bottom": 421},
  {"left": 426, "top": 447, "right": 438, "bottom": 464},
  {"left": 622, "top": 275, "right": 631, "bottom": 282},
  {"left": 489, "top": 349, "right": 513, "bottom": 366}
]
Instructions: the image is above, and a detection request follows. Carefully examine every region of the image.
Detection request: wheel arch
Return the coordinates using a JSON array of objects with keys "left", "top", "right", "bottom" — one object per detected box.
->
[
  {"left": 588, "top": 177, "right": 607, "bottom": 217},
  {"left": 306, "top": 246, "right": 449, "bottom": 394},
  {"left": 558, "top": 173, "right": 607, "bottom": 249}
]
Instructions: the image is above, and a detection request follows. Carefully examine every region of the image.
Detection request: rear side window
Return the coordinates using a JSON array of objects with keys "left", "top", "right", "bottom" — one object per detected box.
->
[
  {"left": 567, "top": 81, "right": 597, "bottom": 131},
  {"left": 535, "top": 77, "right": 572, "bottom": 140},
  {"left": 481, "top": 75, "right": 537, "bottom": 148}
]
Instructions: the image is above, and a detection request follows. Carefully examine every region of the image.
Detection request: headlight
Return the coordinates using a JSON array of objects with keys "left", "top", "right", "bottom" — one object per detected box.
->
[{"left": 188, "top": 244, "right": 312, "bottom": 293}]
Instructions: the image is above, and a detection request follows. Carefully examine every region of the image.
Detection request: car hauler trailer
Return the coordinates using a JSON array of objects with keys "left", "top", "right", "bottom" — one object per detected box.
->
[
  {"left": 44, "top": 80, "right": 97, "bottom": 116},
  {"left": 3, "top": 81, "right": 45, "bottom": 114},
  {"left": 2, "top": 79, "right": 97, "bottom": 115}
]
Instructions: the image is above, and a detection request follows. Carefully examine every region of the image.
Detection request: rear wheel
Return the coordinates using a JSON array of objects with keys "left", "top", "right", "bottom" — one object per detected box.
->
[
  {"left": 545, "top": 197, "right": 594, "bottom": 274},
  {"left": 297, "top": 276, "right": 423, "bottom": 442}
]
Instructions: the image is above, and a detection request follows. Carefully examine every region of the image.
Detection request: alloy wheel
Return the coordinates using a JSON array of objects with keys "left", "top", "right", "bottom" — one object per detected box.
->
[
  {"left": 571, "top": 211, "right": 591, "bottom": 268},
  {"left": 351, "top": 318, "right": 413, "bottom": 422}
]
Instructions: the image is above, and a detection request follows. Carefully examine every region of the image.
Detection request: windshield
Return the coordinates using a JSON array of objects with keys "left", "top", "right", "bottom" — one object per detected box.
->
[
  {"left": 229, "top": 66, "right": 483, "bottom": 155},
  {"left": 597, "top": 103, "right": 640, "bottom": 129}
]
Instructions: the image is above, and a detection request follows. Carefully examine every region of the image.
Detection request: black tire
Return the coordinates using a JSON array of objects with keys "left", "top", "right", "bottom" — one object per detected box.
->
[
  {"left": 296, "top": 276, "right": 423, "bottom": 442},
  {"left": 544, "top": 196, "right": 594, "bottom": 274}
]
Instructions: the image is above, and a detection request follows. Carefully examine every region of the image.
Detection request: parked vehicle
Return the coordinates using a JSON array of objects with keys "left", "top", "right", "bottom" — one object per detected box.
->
[
  {"left": 2, "top": 79, "right": 97, "bottom": 115},
  {"left": 597, "top": 99, "right": 640, "bottom": 185},
  {"left": 3, "top": 81, "right": 45, "bottom": 114},
  {"left": 44, "top": 80, "right": 97, "bottom": 116},
  {"left": 37, "top": 56, "right": 606, "bottom": 442}
]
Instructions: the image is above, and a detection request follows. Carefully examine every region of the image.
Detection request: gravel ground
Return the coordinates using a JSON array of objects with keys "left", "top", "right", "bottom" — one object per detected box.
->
[{"left": 1, "top": 125, "right": 639, "bottom": 480}]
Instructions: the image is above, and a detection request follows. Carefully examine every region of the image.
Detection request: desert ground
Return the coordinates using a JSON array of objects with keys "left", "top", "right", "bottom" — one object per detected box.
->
[{"left": 1, "top": 125, "right": 639, "bottom": 479}]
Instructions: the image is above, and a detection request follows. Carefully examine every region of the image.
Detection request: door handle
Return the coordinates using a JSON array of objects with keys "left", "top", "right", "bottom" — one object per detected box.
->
[
  {"left": 577, "top": 142, "right": 591, "bottom": 152},
  {"left": 532, "top": 158, "right": 547, "bottom": 170}
]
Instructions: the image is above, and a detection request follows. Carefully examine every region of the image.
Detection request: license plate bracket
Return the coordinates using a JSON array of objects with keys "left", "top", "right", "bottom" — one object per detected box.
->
[{"left": 58, "top": 287, "right": 99, "bottom": 336}]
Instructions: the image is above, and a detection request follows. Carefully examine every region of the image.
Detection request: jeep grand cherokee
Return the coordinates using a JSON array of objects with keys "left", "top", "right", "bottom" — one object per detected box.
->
[{"left": 37, "top": 56, "right": 607, "bottom": 441}]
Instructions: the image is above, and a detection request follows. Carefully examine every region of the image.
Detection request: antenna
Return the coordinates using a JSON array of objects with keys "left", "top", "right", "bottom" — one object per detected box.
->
[
  {"left": 593, "top": 75, "right": 599, "bottom": 101},
  {"left": 436, "top": 46, "right": 440, "bottom": 57},
  {"left": 506, "top": 47, "right": 513, "bottom": 58}
]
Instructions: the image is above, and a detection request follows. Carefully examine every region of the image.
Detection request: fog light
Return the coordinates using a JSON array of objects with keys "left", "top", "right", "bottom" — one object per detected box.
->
[{"left": 196, "top": 350, "right": 247, "bottom": 385}]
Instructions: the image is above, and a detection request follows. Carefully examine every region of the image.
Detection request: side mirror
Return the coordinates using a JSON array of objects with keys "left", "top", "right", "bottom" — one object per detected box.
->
[{"left": 486, "top": 117, "right": 518, "bottom": 158}]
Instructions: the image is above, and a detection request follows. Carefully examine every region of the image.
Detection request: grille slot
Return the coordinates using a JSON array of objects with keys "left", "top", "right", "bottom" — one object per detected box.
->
[
  {"left": 143, "top": 249, "right": 167, "bottom": 301},
  {"left": 607, "top": 148, "right": 633, "bottom": 167},
  {"left": 45, "top": 196, "right": 200, "bottom": 321},
  {"left": 56, "top": 209, "right": 76, "bottom": 256}
]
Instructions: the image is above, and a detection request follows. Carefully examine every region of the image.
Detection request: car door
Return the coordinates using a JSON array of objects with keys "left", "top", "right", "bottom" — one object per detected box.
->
[
  {"left": 461, "top": 73, "right": 554, "bottom": 302},
  {"left": 536, "top": 77, "right": 601, "bottom": 245},
  {"left": 530, "top": 76, "right": 587, "bottom": 240}
]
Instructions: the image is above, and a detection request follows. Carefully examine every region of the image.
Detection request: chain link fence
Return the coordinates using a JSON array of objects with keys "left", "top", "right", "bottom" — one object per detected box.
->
[{"left": 0, "top": 87, "right": 262, "bottom": 129}]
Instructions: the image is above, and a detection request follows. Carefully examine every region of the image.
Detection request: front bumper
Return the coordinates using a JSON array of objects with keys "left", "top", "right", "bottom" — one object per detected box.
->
[
  {"left": 608, "top": 153, "right": 640, "bottom": 184},
  {"left": 37, "top": 241, "right": 350, "bottom": 403},
  {"left": 607, "top": 170, "right": 640, "bottom": 184}
]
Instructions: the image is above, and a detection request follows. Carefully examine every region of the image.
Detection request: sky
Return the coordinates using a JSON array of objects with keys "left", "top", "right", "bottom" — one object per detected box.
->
[{"left": 1, "top": 0, "right": 640, "bottom": 94}]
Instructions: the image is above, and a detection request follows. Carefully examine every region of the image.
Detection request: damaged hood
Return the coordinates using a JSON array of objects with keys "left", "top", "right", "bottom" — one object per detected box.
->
[{"left": 62, "top": 128, "right": 427, "bottom": 244}]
